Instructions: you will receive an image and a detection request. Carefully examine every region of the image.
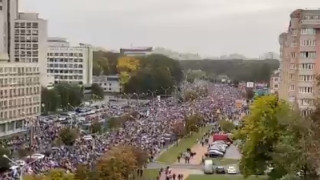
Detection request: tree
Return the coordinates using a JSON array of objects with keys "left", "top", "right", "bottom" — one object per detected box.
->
[
  {"left": 0, "top": 146, "right": 11, "bottom": 170},
  {"left": 24, "top": 169, "right": 74, "bottom": 180},
  {"left": 107, "top": 117, "right": 122, "bottom": 130},
  {"left": 172, "top": 121, "right": 186, "bottom": 138},
  {"left": 96, "top": 146, "right": 138, "bottom": 180},
  {"left": 91, "top": 120, "right": 102, "bottom": 134},
  {"left": 128, "top": 146, "right": 149, "bottom": 167},
  {"left": 41, "top": 88, "right": 61, "bottom": 114},
  {"left": 185, "top": 114, "right": 204, "bottom": 134},
  {"left": 184, "top": 90, "right": 198, "bottom": 102},
  {"left": 91, "top": 83, "right": 104, "bottom": 100},
  {"left": 122, "top": 54, "right": 182, "bottom": 94},
  {"left": 75, "top": 164, "right": 96, "bottom": 180},
  {"left": 59, "top": 127, "right": 79, "bottom": 146},
  {"left": 270, "top": 105, "right": 320, "bottom": 179},
  {"left": 234, "top": 95, "right": 286, "bottom": 177},
  {"left": 219, "top": 120, "right": 235, "bottom": 133},
  {"left": 55, "top": 83, "right": 83, "bottom": 110}
]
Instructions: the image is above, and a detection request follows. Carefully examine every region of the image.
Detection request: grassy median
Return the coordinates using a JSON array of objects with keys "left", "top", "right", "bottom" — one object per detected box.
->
[
  {"left": 156, "top": 125, "right": 212, "bottom": 164},
  {"left": 186, "top": 175, "right": 267, "bottom": 180}
]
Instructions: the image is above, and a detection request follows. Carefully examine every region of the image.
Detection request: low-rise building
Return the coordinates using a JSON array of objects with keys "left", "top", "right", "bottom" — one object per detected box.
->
[
  {"left": 93, "top": 75, "right": 121, "bottom": 93},
  {"left": 0, "top": 57, "right": 41, "bottom": 138},
  {"left": 47, "top": 37, "right": 93, "bottom": 85},
  {"left": 120, "top": 47, "right": 153, "bottom": 57}
]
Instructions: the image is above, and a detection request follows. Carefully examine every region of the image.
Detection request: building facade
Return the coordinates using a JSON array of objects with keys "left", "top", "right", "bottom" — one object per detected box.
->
[
  {"left": 93, "top": 75, "right": 121, "bottom": 93},
  {"left": 47, "top": 37, "right": 93, "bottom": 85},
  {"left": 12, "top": 13, "right": 50, "bottom": 87},
  {"left": 270, "top": 69, "right": 280, "bottom": 94},
  {"left": 0, "top": 61, "right": 41, "bottom": 138},
  {"left": 279, "top": 9, "right": 320, "bottom": 115},
  {"left": 0, "top": 0, "right": 51, "bottom": 87}
]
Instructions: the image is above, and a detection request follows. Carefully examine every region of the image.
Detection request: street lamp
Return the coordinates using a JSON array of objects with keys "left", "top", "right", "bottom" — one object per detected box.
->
[
  {"left": 3, "top": 154, "right": 43, "bottom": 180},
  {"left": 161, "top": 87, "right": 171, "bottom": 97},
  {"left": 3, "top": 154, "right": 22, "bottom": 180}
]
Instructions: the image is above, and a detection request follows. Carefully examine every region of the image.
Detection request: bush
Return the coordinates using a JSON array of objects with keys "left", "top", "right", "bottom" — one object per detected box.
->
[
  {"left": 219, "top": 120, "right": 235, "bottom": 133},
  {"left": 59, "top": 127, "right": 79, "bottom": 146}
]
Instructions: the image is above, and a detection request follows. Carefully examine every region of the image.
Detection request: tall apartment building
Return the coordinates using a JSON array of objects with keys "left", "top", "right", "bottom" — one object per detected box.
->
[
  {"left": 279, "top": 9, "right": 320, "bottom": 115},
  {"left": 12, "top": 13, "right": 51, "bottom": 87},
  {"left": 0, "top": 58, "right": 41, "bottom": 138},
  {"left": 47, "top": 37, "right": 93, "bottom": 85},
  {"left": 0, "top": 0, "right": 51, "bottom": 88}
]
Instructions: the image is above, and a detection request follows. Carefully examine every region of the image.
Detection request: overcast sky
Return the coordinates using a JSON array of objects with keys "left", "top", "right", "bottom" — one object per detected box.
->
[{"left": 21, "top": 0, "right": 320, "bottom": 58}]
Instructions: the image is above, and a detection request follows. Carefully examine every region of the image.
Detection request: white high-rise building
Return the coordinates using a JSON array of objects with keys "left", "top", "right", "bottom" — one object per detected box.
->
[
  {"left": 47, "top": 37, "right": 93, "bottom": 85},
  {"left": 0, "top": 0, "right": 43, "bottom": 139},
  {"left": 0, "top": 0, "right": 52, "bottom": 88},
  {"left": 0, "top": 0, "right": 19, "bottom": 56},
  {"left": 12, "top": 13, "right": 52, "bottom": 87},
  {"left": 0, "top": 56, "right": 41, "bottom": 138}
]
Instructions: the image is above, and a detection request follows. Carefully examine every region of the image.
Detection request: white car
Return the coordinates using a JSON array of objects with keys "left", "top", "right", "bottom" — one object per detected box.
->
[{"left": 227, "top": 166, "right": 237, "bottom": 174}]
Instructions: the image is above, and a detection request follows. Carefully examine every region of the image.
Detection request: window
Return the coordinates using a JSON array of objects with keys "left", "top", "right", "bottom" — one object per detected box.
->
[
  {"left": 301, "top": 28, "right": 316, "bottom": 35},
  {"left": 299, "top": 87, "right": 313, "bottom": 93},
  {"left": 301, "top": 39, "right": 316, "bottom": 46},
  {"left": 300, "top": 51, "right": 317, "bottom": 59},
  {"left": 300, "top": 63, "right": 315, "bottom": 70},
  {"left": 299, "top": 75, "right": 314, "bottom": 82},
  {"left": 291, "top": 52, "right": 296, "bottom": 59},
  {"left": 290, "top": 85, "right": 295, "bottom": 91}
]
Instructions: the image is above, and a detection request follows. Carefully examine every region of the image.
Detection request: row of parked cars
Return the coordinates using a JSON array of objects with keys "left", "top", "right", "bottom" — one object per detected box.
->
[{"left": 207, "top": 140, "right": 231, "bottom": 157}]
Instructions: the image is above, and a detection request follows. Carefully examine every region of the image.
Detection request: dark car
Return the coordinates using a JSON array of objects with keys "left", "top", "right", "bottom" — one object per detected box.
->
[{"left": 216, "top": 166, "right": 226, "bottom": 174}]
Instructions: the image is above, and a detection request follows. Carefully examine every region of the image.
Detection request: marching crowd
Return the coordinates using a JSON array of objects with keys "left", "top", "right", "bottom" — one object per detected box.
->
[{"left": 0, "top": 83, "right": 245, "bottom": 179}]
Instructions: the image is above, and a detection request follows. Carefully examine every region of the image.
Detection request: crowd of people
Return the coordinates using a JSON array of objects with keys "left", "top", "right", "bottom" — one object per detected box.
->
[{"left": 0, "top": 83, "right": 246, "bottom": 179}]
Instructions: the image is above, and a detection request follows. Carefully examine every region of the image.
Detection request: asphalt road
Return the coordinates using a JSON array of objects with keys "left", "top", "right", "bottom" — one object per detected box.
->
[{"left": 224, "top": 144, "right": 242, "bottom": 160}]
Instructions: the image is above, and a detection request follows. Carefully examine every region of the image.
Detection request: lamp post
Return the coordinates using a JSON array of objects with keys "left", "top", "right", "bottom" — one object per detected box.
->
[
  {"left": 161, "top": 87, "right": 171, "bottom": 97},
  {"left": 3, "top": 154, "right": 42, "bottom": 180}
]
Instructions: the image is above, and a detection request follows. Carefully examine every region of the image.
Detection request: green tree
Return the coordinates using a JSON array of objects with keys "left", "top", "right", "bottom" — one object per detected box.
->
[
  {"left": 41, "top": 88, "right": 61, "bottom": 114},
  {"left": 185, "top": 114, "right": 204, "bottom": 134},
  {"left": 234, "top": 95, "right": 285, "bottom": 177},
  {"left": 184, "top": 90, "right": 198, "bottom": 101},
  {"left": 75, "top": 164, "right": 96, "bottom": 180},
  {"left": 0, "top": 146, "right": 11, "bottom": 170},
  {"left": 219, "top": 120, "right": 235, "bottom": 133},
  {"left": 59, "top": 127, "right": 79, "bottom": 146},
  {"left": 91, "top": 120, "right": 102, "bottom": 134},
  {"left": 91, "top": 83, "right": 104, "bottom": 100}
]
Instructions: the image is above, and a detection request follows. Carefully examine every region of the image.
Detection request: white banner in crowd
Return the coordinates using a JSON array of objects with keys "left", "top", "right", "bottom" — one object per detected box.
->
[{"left": 246, "top": 82, "right": 254, "bottom": 88}]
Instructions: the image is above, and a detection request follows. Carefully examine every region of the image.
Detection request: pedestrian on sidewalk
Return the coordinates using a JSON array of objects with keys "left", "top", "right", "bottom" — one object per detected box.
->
[
  {"left": 172, "top": 173, "right": 176, "bottom": 180},
  {"left": 177, "top": 155, "right": 181, "bottom": 163}
]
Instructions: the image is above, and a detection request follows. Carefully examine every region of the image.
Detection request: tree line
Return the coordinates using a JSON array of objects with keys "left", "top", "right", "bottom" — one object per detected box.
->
[
  {"left": 180, "top": 59, "right": 279, "bottom": 82},
  {"left": 93, "top": 51, "right": 183, "bottom": 95},
  {"left": 41, "top": 83, "right": 83, "bottom": 114}
]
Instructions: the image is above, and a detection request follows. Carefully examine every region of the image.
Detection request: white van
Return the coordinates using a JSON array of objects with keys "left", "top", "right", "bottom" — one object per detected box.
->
[{"left": 203, "top": 159, "right": 214, "bottom": 174}]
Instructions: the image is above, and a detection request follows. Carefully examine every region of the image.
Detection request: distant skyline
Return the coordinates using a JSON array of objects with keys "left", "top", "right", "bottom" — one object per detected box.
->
[{"left": 21, "top": 0, "right": 320, "bottom": 58}]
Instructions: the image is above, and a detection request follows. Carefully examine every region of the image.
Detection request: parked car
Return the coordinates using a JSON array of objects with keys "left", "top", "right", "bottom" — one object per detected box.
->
[
  {"left": 203, "top": 160, "right": 214, "bottom": 174},
  {"left": 216, "top": 166, "right": 226, "bottom": 174},
  {"left": 227, "top": 166, "right": 237, "bottom": 174},
  {"left": 208, "top": 150, "right": 224, "bottom": 157}
]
